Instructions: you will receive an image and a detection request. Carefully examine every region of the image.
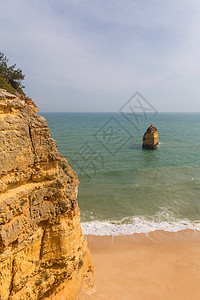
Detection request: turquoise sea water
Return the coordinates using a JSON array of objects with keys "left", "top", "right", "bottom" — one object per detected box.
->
[{"left": 41, "top": 112, "right": 200, "bottom": 235}]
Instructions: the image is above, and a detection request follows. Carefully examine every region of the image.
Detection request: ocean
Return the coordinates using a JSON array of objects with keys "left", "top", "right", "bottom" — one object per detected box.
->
[{"left": 41, "top": 112, "right": 200, "bottom": 235}]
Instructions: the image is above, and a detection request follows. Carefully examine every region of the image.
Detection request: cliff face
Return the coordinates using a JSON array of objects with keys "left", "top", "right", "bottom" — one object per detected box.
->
[
  {"left": 142, "top": 123, "right": 159, "bottom": 150},
  {"left": 0, "top": 89, "right": 93, "bottom": 299}
]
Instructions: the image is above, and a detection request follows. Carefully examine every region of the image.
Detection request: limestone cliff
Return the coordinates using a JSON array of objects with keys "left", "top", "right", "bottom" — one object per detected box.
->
[
  {"left": 142, "top": 123, "right": 159, "bottom": 150},
  {"left": 0, "top": 89, "right": 94, "bottom": 299}
]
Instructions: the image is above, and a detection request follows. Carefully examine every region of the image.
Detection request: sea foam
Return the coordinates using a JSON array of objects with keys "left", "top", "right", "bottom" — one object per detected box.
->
[{"left": 81, "top": 217, "right": 200, "bottom": 236}]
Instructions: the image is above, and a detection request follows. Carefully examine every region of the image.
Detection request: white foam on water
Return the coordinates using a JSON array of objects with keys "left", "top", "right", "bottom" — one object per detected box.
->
[{"left": 81, "top": 217, "right": 200, "bottom": 236}]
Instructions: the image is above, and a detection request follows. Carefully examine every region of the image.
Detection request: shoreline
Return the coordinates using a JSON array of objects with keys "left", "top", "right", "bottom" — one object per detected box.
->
[
  {"left": 81, "top": 219, "right": 200, "bottom": 236},
  {"left": 86, "top": 228, "right": 200, "bottom": 248},
  {"left": 76, "top": 229, "right": 200, "bottom": 299}
]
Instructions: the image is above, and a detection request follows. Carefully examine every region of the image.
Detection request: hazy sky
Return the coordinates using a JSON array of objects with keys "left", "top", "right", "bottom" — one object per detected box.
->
[{"left": 1, "top": 0, "right": 200, "bottom": 112}]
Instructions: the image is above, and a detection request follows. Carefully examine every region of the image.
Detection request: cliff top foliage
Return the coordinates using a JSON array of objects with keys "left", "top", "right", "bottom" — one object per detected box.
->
[{"left": 0, "top": 52, "right": 25, "bottom": 95}]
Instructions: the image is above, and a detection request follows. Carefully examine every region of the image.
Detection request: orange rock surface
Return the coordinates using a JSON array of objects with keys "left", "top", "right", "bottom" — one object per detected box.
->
[
  {"left": 142, "top": 123, "right": 159, "bottom": 149},
  {"left": 0, "top": 89, "right": 94, "bottom": 299}
]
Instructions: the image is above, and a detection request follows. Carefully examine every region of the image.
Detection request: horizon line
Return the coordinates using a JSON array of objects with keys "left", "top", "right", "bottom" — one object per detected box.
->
[{"left": 39, "top": 111, "right": 200, "bottom": 114}]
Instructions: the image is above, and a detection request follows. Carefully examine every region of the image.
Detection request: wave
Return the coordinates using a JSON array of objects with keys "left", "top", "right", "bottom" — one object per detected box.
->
[{"left": 81, "top": 216, "right": 200, "bottom": 236}]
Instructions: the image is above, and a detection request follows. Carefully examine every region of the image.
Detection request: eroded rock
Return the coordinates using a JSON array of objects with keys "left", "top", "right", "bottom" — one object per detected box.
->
[
  {"left": 0, "top": 89, "right": 94, "bottom": 299},
  {"left": 142, "top": 123, "right": 159, "bottom": 149}
]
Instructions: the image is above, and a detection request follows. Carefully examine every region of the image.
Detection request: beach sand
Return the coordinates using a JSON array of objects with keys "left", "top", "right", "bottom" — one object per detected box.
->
[{"left": 75, "top": 230, "right": 200, "bottom": 300}]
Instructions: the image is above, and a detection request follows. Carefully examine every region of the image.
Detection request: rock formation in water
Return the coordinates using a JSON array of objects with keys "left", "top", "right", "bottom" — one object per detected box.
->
[
  {"left": 142, "top": 123, "right": 159, "bottom": 149},
  {"left": 0, "top": 89, "right": 94, "bottom": 299}
]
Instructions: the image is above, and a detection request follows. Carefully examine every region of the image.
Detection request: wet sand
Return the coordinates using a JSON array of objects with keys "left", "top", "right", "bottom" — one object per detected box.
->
[{"left": 75, "top": 230, "right": 200, "bottom": 300}]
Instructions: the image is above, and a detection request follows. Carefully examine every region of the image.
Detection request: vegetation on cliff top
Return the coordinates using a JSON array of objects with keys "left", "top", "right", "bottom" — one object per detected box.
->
[{"left": 0, "top": 52, "right": 25, "bottom": 94}]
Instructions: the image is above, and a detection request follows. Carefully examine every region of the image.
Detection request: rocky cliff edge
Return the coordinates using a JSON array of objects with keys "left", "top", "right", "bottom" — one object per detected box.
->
[{"left": 0, "top": 89, "right": 94, "bottom": 300}]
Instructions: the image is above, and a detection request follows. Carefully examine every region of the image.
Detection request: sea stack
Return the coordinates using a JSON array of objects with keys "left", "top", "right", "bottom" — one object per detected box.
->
[
  {"left": 142, "top": 123, "right": 159, "bottom": 149},
  {"left": 0, "top": 89, "right": 94, "bottom": 299}
]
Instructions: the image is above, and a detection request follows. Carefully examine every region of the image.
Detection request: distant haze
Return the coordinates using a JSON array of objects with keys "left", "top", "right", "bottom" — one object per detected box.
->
[{"left": 1, "top": 0, "right": 200, "bottom": 112}]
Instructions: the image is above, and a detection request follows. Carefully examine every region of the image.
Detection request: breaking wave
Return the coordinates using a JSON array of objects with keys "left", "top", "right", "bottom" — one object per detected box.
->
[{"left": 81, "top": 216, "right": 200, "bottom": 236}]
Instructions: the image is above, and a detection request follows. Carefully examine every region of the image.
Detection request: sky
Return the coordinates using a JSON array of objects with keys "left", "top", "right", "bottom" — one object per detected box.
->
[{"left": 0, "top": 0, "right": 200, "bottom": 112}]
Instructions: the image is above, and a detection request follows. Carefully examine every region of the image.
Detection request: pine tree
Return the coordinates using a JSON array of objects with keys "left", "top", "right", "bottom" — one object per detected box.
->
[{"left": 0, "top": 52, "right": 25, "bottom": 94}]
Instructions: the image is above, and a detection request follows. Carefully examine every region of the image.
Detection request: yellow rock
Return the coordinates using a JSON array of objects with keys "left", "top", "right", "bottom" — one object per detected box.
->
[
  {"left": 142, "top": 123, "right": 159, "bottom": 149},
  {"left": 0, "top": 89, "right": 94, "bottom": 299}
]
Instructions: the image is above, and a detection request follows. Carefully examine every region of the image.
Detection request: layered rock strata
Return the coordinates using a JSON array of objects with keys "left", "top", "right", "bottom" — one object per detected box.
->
[
  {"left": 0, "top": 89, "right": 93, "bottom": 299},
  {"left": 142, "top": 123, "right": 159, "bottom": 149}
]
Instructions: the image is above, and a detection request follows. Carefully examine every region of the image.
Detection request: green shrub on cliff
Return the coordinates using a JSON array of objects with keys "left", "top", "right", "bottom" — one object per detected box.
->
[
  {"left": 0, "top": 73, "right": 16, "bottom": 94},
  {"left": 0, "top": 52, "right": 25, "bottom": 94}
]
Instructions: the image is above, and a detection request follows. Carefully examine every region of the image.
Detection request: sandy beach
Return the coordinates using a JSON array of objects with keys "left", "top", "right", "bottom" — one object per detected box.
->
[{"left": 76, "top": 230, "right": 200, "bottom": 300}]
